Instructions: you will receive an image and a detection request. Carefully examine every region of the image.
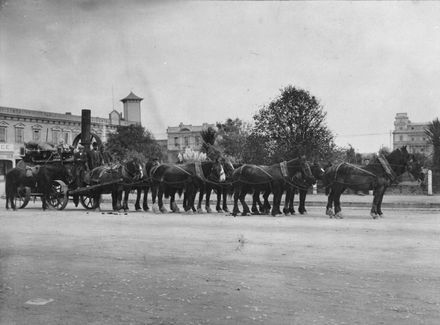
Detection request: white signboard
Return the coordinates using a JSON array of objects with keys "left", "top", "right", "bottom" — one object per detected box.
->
[{"left": 0, "top": 143, "right": 14, "bottom": 152}]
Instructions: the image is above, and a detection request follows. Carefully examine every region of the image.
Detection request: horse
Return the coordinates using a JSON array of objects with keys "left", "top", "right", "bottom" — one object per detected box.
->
[
  {"left": 121, "top": 160, "right": 159, "bottom": 212},
  {"left": 231, "top": 157, "right": 315, "bottom": 217},
  {"left": 150, "top": 160, "right": 225, "bottom": 213},
  {"left": 283, "top": 161, "right": 327, "bottom": 215},
  {"left": 36, "top": 163, "right": 72, "bottom": 210},
  {"left": 198, "top": 159, "right": 236, "bottom": 213},
  {"left": 88, "top": 159, "right": 144, "bottom": 211},
  {"left": 323, "top": 146, "right": 423, "bottom": 219},
  {"left": 5, "top": 165, "right": 39, "bottom": 210}
]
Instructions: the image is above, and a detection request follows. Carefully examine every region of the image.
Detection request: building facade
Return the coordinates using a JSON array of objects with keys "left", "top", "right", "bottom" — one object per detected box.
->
[
  {"left": 0, "top": 92, "right": 143, "bottom": 178},
  {"left": 166, "top": 122, "right": 215, "bottom": 162},
  {"left": 392, "top": 113, "right": 432, "bottom": 155}
]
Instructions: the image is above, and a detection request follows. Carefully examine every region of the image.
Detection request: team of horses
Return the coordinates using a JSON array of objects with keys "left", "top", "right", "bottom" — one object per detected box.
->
[{"left": 5, "top": 146, "right": 424, "bottom": 219}]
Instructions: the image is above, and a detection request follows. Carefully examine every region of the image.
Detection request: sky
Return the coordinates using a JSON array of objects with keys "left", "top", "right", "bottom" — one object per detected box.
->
[{"left": 1, "top": 0, "right": 440, "bottom": 153}]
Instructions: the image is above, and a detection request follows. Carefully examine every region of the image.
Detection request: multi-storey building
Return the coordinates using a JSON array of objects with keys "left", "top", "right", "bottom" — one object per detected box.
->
[
  {"left": 392, "top": 113, "right": 432, "bottom": 155},
  {"left": 166, "top": 122, "right": 215, "bottom": 162},
  {"left": 0, "top": 92, "right": 143, "bottom": 178}
]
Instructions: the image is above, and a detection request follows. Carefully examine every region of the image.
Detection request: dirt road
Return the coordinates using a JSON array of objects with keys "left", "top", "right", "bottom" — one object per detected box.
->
[{"left": 1, "top": 202, "right": 439, "bottom": 324}]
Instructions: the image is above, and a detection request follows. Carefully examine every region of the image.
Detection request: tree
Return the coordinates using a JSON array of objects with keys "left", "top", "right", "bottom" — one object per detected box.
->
[
  {"left": 105, "top": 124, "right": 162, "bottom": 162},
  {"left": 252, "top": 85, "right": 335, "bottom": 163},
  {"left": 242, "top": 132, "right": 271, "bottom": 165},
  {"left": 200, "top": 126, "right": 222, "bottom": 161},
  {"left": 216, "top": 118, "right": 250, "bottom": 163},
  {"left": 425, "top": 118, "right": 440, "bottom": 170}
]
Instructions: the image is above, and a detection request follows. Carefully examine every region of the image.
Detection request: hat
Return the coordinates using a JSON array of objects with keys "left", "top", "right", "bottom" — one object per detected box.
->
[{"left": 77, "top": 144, "right": 84, "bottom": 149}]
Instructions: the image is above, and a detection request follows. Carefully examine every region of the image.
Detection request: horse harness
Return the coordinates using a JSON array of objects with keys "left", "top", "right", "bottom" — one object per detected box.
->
[
  {"left": 378, "top": 155, "right": 398, "bottom": 183},
  {"left": 280, "top": 161, "right": 288, "bottom": 178},
  {"left": 194, "top": 161, "right": 205, "bottom": 181}
]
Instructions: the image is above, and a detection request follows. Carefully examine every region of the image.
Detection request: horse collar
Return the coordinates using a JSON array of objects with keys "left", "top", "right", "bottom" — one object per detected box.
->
[
  {"left": 174, "top": 164, "right": 192, "bottom": 176},
  {"left": 378, "top": 155, "right": 398, "bottom": 182},
  {"left": 280, "top": 161, "right": 288, "bottom": 178},
  {"left": 194, "top": 161, "right": 205, "bottom": 180}
]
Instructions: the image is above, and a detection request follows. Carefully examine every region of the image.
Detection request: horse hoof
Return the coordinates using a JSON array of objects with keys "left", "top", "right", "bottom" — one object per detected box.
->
[
  {"left": 152, "top": 205, "right": 160, "bottom": 214},
  {"left": 370, "top": 212, "right": 378, "bottom": 219},
  {"left": 216, "top": 209, "right": 223, "bottom": 213},
  {"left": 379, "top": 214, "right": 384, "bottom": 218},
  {"left": 197, "top": 208, "right": 204, "bottom": 214},
  {"left": 206, "top": 207, "right": 213, "bottom": 213},
  {"left": 160, "top": 207, "right": 168, "bottom": 213},
  {"left": 326, "top": 209, "right": 334, "bottom": 217},
  {"left": 335, "top": 212, "right": 343, "bottom": 219},
  {"left": 185, "top": 210, "right": 193, "bottom": 215},
  {"left": 136, "top": 208, "right": 143, "bottom": 212}
]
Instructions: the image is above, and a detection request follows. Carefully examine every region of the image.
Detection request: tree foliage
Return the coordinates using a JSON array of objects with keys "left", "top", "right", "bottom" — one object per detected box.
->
[
  {"left": 425, "top": 118, "right": 440, "bottom": 170},
  {"left": 252, "top": 85, "right": 335, "bottom": 163},
  {"left": 105, "top": 124, "right": 162, "bottom": 162},
  {"left": 216, "top": 118, "right": 250, "bottom": 163}
]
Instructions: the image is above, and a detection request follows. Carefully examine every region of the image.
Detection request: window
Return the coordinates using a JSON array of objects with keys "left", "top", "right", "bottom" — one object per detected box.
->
[
  {"left": 184, "top": 136, "right": 189, "bottom": 147},
  {"left": 195, "top": 136, "right": 200, "bottom": 146},
  {"left": 63, "top": 132, "right": 69, "bottom": 144},
  {"left": 0, "top": 127, "right": 6, "bottom": 142},
  {"left": 174, "top": 137, "right": 179, "bottom": 148},
  {"left": 399, "top": 135, "right": 403, "bottom": 141},
  {"left": 52, "top": 129, "right": 61, "bottom": 143},
  {"left": 32, "top": 129, "right": 41, "bottom": 141},
  {"left": 412, "top": 137, "right": 415, "bottom": 141},
  {"left": 15, "top": 127, "right": 24, "bottom": 143}
]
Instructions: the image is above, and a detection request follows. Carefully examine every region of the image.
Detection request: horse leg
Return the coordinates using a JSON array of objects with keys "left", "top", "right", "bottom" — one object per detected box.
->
[
  {"left": 370, "top": 185, "right": 384, "bottom": 219},
  {"left": 271, "top": 188, "right": 282, "bottom": 216},
  {"left": 197, "top": 185, "right": 205, "bottom": 213},
  {"left": 283, "top": 187, "right": 291, "bottom": 215},
  {"left": 289, "top": 189, "right": 296, "bottom": 215},
  {"left": 377, "top": 187, "right": 387, "bottom": 217},
  {"left": 170, "top": 189, "right": 179, "bottom": 213},
  {"left": 143, "top": 187, "right": 150, "bottom": 211},
  {"left": 326, "top": 188, "right": 335, "bottom": 218},
  {"left": 239, "top": 188, "right": 251, "bottom": 216},
  {"left": 185, "top": 184, "right": 196, "bottom": 213},
  {"left": 205, "top": 187, "right": 214, "bottom": 213},
  {"left": 158, "top": 186, "right": 167, "bottom": 213},
  {"left": 222, "top": 187, "right": 229, "bottom": 213},
  {"left": 251, "top": 191, "right": 261, "bottom": 215},
  {"left": 262, "top": 191, "right": 271, "bottom": 214},
  {"left": 232, "top": 185, "right": 241, "bottom": 217},
  {"left": 334, "top": 188, "right": 344, "bottom": 219},
  {"left": 298, "top": 189, "right": 307, "bottom": 214},
  {"left": 122, "top": 187, "right": 130, "bottom": 211},
  {"left": 134, "top": 187, "right": 142, "bottom": 211},
  {"left": 111, "top": 190, "right": 117, "bottom": 211}
]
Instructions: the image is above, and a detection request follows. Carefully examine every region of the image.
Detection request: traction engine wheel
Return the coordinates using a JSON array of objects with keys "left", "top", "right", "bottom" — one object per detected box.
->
[{"left": 47, "top": 180, "right": 69, "bottom": 210}]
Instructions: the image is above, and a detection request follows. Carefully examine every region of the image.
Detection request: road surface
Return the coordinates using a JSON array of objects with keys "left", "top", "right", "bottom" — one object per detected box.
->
[{"left": 1, "top": 201, "right": 439, "bottom": 324}]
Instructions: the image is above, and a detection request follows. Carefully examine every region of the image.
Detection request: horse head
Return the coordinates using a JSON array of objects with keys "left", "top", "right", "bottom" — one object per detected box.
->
[
  {"left": 311, "top": 161, "right": 326, "bottom": 180},
  {"left": 299, "top": 156, "right": 316, "bottom": 185},
  {"left": 122, "top": 159, "right": 144, "bottom": 182},
  {"left": 387, "top": 146, "right": 411, "bottom": 176},
  {"left": 407, "top": 155, "right": 425, "bottom": 183},
  {"left": 221, "top": 158, "right": 236, "bottom": 180},
  {"left": 206, "top": 159, "right": 226, "bottom": 183}
]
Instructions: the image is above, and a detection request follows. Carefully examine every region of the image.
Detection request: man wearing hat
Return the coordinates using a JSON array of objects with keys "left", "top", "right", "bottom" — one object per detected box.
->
[
  {"left": 72, "top": 144, "right": 89, "bottom": 206},
  {"left": 88, "top": 142, "right": 104, "bottom": 170}
]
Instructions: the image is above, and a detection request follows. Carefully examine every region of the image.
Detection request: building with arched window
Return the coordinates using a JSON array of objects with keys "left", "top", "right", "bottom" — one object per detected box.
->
[
  {"left": 0, "top": 92, "right": 143, "bottom": 179},
  {"left": 392, "top": 113, "right": 433, "bottom": 155},
  {"left": 166, "top": 122, "right": 215, "bottom": 162}
]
